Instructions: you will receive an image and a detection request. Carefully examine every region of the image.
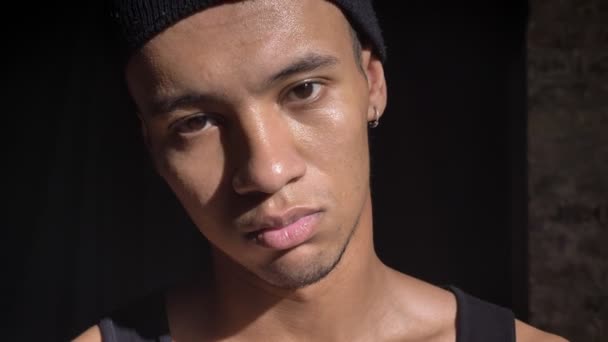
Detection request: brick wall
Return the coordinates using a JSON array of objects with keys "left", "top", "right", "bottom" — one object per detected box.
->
[{"left": 528, "top": 0, "right": 608, "bottom": 340}]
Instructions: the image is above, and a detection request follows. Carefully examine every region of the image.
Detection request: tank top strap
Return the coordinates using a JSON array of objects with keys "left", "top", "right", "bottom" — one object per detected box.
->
[
  {"left": 98, "top": 291, "right": 170, "bottom": 342},
  {"left": 446, "top": 286, "right": 515, "bottom": 342}
]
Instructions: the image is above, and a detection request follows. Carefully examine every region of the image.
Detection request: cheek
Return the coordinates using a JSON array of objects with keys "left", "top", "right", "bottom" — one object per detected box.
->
[
  {"left": 302, "top": 104, "right": 370, "bottom": 200},
  {"left": 334, "top": 126, "right": 370, "bottom": 200},
  {"left": 155, "top": 140, "right": 228, "bottom": 216}
]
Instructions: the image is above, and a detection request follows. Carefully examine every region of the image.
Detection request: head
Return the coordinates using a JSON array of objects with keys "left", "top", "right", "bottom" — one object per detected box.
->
[{"left": 122, "top": 0, "right": 387, "bottom": 289}]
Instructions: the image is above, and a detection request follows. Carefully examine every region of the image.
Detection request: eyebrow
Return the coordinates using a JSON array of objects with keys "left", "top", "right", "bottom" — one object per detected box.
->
[
  {"left": 149, "top": 92, "right": 217, "bottom": 118},
  {"left": 148, "top": 53, "right": 340, "bottom": 117},
  {"left": 264, "top": 53, "right": 339, "bottom": 86}
]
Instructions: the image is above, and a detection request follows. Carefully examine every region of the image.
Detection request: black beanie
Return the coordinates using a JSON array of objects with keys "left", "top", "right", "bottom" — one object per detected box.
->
[{"left": 109, "top": 0, "right": 386, "bottom": 63}]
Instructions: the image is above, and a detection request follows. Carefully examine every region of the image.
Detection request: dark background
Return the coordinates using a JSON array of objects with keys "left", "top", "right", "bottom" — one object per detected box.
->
[{"left": 7, "top": 1, "right": 539, "bottom": 341}]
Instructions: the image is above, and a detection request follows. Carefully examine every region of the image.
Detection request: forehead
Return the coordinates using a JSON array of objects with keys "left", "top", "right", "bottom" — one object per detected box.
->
[{"left": 127, "top": 0, "right": 355, "bottom": 98}]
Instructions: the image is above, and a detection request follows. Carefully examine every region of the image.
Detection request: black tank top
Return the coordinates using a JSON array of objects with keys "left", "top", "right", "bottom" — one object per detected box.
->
[{"left": 98, "top": 286, "right": 515, "bottom": 342}]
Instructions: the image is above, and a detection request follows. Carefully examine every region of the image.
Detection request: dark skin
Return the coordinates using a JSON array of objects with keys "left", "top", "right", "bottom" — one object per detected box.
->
[{"left": 75, "top": 0, "right": 568, "bottom": 341}]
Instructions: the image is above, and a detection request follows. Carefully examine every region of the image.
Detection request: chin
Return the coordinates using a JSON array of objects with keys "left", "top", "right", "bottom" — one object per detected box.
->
[
  {"left": 256, "top": 233, "right": 351, "bottom": 289},
  {"left": 259, "top": 254, "right": 341, "bottom": 289}
]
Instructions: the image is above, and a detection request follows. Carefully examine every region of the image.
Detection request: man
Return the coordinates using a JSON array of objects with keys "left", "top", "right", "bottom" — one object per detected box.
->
[{"left": 76, "top": 0, "right": 566, "bottom": 341}]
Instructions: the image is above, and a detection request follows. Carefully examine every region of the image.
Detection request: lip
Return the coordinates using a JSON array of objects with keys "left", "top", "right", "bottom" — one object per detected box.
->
[{"left": 244, "top": 207, "right": 322, "bottom": 250}]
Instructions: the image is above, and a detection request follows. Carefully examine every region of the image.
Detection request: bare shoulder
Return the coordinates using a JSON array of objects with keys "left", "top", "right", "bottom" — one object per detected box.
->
[
  {"left": 71, "top": 325, "right": 102, "bottom": 342},
  {"left": 384, "top": 269, "right": 457, "bottom": 341},
  {"left": 515, "top": 319, "right": 569, "bottom": 342}
]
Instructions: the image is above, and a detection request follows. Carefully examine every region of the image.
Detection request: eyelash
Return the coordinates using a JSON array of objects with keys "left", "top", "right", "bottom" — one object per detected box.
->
[
  {"left": 168, "top": 80, "right": 326, "bottom": 136},
  {"left": 169, "top": 113, "right": 219, "bottom": 135},
  {"left": 283, "top": 80, "right": 325, "bottom": 104}
]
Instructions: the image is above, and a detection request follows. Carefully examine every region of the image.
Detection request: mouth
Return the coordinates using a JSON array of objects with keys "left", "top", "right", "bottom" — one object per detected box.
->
[{"left": 244, "top": 208, "right": 322, "bottom": 250}]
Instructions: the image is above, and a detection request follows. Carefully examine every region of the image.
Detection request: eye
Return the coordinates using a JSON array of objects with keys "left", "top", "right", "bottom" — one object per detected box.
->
[
  {"left": 170, "top": 113, "right": 216, "bottom": 135},
  {"left": 286, "top": 81, "right": 323, "bottom": 102}
]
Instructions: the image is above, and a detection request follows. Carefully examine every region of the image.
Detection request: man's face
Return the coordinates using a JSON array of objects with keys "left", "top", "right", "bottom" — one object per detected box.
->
[{"left": 126, "top": 0, "right": 386, "bottom": 288}]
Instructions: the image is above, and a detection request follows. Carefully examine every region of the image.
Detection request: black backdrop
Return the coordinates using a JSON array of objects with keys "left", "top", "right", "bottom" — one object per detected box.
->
[{"left": 7, "top": 1, "right": 528, "bottom": 341}]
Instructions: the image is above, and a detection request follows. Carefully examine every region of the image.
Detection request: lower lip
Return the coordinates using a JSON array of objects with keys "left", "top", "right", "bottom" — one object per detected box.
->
[{"left": 253, "top": 212, "right": 321, "bottom": 250}]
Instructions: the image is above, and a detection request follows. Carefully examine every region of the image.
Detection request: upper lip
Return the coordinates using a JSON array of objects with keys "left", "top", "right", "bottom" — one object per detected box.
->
[{"left": 241, "top": 207, "right": 321, "bottom": 233}]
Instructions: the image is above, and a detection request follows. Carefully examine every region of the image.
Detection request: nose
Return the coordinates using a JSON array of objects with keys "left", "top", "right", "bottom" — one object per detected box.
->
[{"left": 231, "top": 108, "right": 306, "bottom": 195}]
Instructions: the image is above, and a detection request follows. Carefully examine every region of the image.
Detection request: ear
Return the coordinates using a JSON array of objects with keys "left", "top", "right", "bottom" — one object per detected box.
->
[
  {"left": 137, "top": 112, "right": 152, "bottom": 150},
  {"left": 137, "top": 113, "right": 164, "bottom": 174},
  {"left": 361, "top": 49, "right": 388, "bottom": 122}
]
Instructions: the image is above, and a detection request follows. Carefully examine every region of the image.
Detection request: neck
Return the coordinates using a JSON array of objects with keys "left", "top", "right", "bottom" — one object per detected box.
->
[{"left": 209, "top": 193, "right": 391, "bottom": 341}]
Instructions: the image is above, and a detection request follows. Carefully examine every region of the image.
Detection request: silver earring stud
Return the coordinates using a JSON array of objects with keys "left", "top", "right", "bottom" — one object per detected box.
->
[{"left": 368, "top": 107, "right": 380, "bottom": 128}]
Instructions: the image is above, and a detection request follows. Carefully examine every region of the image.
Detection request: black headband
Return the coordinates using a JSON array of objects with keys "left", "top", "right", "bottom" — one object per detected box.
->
[{"left": 109, "top": 0, "right": 386, "bottom": 63}]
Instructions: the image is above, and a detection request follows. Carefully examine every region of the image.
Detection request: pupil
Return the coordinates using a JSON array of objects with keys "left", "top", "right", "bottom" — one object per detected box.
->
[
  {"left": 294, "top": 83, "right": 313, "bottom": 98},
  {"left": 187, "top": 116, "right": 206, "bottom": 130}
]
